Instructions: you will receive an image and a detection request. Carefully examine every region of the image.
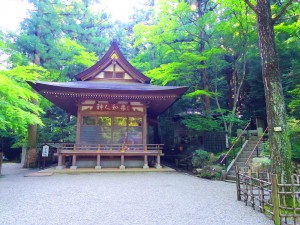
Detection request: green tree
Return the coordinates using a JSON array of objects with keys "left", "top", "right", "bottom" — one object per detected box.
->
[
  {"left": 60, "top": 0, "right": 111, "bottom": 57},
  {"left": 0, "top": 65, "right": 48, "bottom": 141},
  {"left": 211, "top": 0, "right": 258, "bottom": 135},
  {"left": 13, "top": 0, "right": 99, "bottom": 167},
  {"left": 244, "top": 0, "right": 295, "bottom": 177}
]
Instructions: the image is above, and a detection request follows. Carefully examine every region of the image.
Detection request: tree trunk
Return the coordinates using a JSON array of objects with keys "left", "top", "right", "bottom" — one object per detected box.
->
[
  {"left": 255, "top": 0, "right": 292, "bottom": 178},
  {"left": 197, "top": 0, "right": 211, "bottom": 114},
  {"left": 25, "top": 1, "right": 42, "bottom": 168},
  {"left": 201, "top": 65, "right": 211, "bottom": 113}
]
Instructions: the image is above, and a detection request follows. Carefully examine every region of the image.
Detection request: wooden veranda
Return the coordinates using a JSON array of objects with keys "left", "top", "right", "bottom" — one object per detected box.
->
[{"left": 57, "top": 143, "right": 164, "bottom": 169}]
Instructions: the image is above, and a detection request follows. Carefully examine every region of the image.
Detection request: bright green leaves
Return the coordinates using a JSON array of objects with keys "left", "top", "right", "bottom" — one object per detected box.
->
[
  {"left": 182, "top": 115, "right": 221, "bottom": 132},
  {"left": 289, "top": 84, "right": 300, "bottom": 118},
  {"left": 0, "top": 65, "right": 49, "bottom": 137},
  {"left": 56, "top": 38, "right": 97, "bottom": 81},
  {"left": 185, "top": 90, "right": 214, "bottom": 98},
  {"left": 145, "top": 62, "right": 184, "bottom": 85}
]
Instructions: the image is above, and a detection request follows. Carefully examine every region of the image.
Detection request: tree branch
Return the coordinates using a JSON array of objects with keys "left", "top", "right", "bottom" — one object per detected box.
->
[
  {"left": 272, "top": 0, "right": 294, "bottom": 24},
  {"left": 244, "top": 0, "right": 259, "bottom": 15}
]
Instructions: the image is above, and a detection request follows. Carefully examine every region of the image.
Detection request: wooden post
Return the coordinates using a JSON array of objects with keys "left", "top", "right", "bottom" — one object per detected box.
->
[
  {"left": 120, "top": 154, "right": 125, "bottom": 169},
  {"left": 156, "top": 152, "right": 162, "bottom": 169},
  {"left": 260, "top": 178, "right": 264, "bottom": 213},
  {"left": 271, "top": 174, "right": 280, "bottom": 225},
  {"left": 236, "top": 166, "right": 241, "bottom": 201},
  {"left": 95, "top": 154, "right": 101, "bottom": 169},
  {"left": 245, "top": 169, "right": 251, "bottom": 206},
  {"left": 56, "top": 153, "right": 64, "bottom": 170},
  {"left": 143, "top": 107, "right": 148, "bottom": 145},
  {"left": 71, "top": 154, "right": 77, "bottom": 169},
  {"left": 76, "top": 107, "right": 82, "bottom": 144},
  {"left": 143, "top": 154, "right": 149, "bottom": 169},
  {"left": 291, "top": 175, "right": 296, "bottom": 224},
  {"left": 250, "top": 172, "right": 255, "bottom": 209}
]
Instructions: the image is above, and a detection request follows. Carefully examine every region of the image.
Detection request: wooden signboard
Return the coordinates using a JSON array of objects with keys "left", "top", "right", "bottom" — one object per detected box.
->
[
  {"left": 42, "top": 145, "right": 49, "bottom": 157},
  {"left": 94, "top": 103, "right": 131, "bottom": 112}
]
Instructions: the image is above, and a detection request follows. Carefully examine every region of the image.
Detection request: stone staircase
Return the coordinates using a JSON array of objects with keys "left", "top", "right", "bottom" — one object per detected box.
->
[{"left": 226, "top": 136, "right": 261, "bottom": 181}]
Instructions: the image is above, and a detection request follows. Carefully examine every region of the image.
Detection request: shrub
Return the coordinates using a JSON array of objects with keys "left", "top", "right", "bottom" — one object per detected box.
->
[
  {"left": 192, "top": 149, "right": 210, "bottom": 168},
  {"left": 260, "top": 142, "right": 270, "bottom": 157},
  {"left": 197, "top": 165, "right": 222, "bottom": 180},
  {"left": 250, "top": 157, "right": 271, "bottom": 172}
]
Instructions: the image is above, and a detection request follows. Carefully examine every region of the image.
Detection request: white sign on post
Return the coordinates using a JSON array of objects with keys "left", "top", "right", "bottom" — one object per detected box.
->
[{"left": 42, "top": 145, "right": 49, "bottom": 157}]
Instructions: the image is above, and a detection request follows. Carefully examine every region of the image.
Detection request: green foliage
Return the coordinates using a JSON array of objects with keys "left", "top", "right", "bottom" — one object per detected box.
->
[
  {"left": 0, "top": 0, "right": 299, "bottom": 154},
  {"left": 260, "top": 142, "right": 270, "bottom": 158},
  {"left": 288, "top": 118, "right": 300, "bottom": 160},
  {"left": 0, "top": 65, "right": 49, "bottom": 138},
  {"left": 59, "top": 0, "right": 111, "bottom": 56},
  {"left": 38, "top": 106, "right": 76, "bottom": 143},
  {"left": 182, "top": 115, "right": 221, "bottom": 132},
  {"left": 289, "top": 85, "right": 300, "bottom": 119},
  {"left": 185, "top": 90, "right": 214, "bottom": 98},
  {"left": 55, "top": 38, "right": 97, "bottom": 80},
  {"left": 16, "top": 0, "right": 107, "bottom": 80},
  {"left": 250, "top": 157, "right": 271, "bottom": 171},
  {"left": 196, "top": 165, "right": 222, "bottom": 180},
  {"left": 192, "top": 149, "right": 210, "bottom": 168},
  {"left": 222, "top": 114, "right": 245, "bottom": 127}
]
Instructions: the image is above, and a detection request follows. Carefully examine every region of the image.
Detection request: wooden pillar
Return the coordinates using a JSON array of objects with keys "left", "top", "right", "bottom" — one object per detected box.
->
[
  {"left": 143, "top": 106, "right": 148, "bottom": 145},
  {"left": 76, "top": 105, "right": 82, "bottom": 144},
  {"left": 95, "top": 154, "right": 101, "bottom": 169},
  {"left": 70, "top": 154, "right": 77, "bottom": 169},
  {"left": 143, "top": 154, "right": 149, "bottom": 169},
  {"left": 58, "top": 154, "right": 62, "bottom": 166},
  {"left": 120, "top": 154, "right": 125, "bottom": 169},
  {"left": 62, "top": 155, "right": 66, "bottom": 166},
  {"left": 56, "top": 154, "right": 65, "bottom": 170},
  {"left": 156, "top": 152, "right": 162, "bottom": 169}
]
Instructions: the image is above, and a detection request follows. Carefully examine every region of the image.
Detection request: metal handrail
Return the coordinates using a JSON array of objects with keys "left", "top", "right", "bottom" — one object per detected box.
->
[
  {"left": 245, "top": 127, "right": 268, "bottom": 165},
  {"left": 220, "top": 122, "right": 250, "bottom": 164}
]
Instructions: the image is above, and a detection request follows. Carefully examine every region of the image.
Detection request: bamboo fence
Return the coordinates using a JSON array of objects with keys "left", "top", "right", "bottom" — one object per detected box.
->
[{"left": 236, "top": 167, "right": 300, "bottom": 225}]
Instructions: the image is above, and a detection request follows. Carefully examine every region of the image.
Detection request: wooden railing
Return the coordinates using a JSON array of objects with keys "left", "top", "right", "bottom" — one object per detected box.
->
[
  {"left": 56, "top": 143, "right": 164, "bottom": 169},
  {"left": 58, "top": 143, "right": 163, "bottom": 152}
]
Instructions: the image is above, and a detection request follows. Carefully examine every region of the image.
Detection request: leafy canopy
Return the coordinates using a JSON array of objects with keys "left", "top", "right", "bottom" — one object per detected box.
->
[{"left": 0, "top": 65, "right": 49, "bottom": 138}]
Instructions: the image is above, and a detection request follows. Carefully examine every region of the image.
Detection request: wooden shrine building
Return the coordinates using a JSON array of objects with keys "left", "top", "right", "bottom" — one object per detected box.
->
[{"left": 29, "top": 42, "right": 188, "bottom": 169}]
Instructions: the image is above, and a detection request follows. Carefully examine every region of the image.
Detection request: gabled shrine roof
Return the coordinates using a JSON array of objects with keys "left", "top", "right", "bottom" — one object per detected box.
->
[{"left": 76, "top": 41, "right": 151, "bottom": 83}]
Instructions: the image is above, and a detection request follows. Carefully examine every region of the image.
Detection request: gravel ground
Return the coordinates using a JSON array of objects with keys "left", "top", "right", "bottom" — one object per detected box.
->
[{"left": 0, "top": 163, "right": 274, "bottom": 225}]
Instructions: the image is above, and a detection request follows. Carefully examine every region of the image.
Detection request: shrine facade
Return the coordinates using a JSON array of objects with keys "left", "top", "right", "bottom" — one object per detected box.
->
[{"left": 29, "top": 42, "right": 188, "bottom": 169}]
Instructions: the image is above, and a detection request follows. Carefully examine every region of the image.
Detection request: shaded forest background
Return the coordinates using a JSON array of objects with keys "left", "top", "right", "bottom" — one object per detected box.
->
[{"left": 0, "top": 0, "right": 299, "bottom": 160}]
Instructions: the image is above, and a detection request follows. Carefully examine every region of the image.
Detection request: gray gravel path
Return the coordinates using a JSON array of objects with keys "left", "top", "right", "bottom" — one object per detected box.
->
[{"left": 0, "top": 163, "right": 273, "bottom": 225}]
